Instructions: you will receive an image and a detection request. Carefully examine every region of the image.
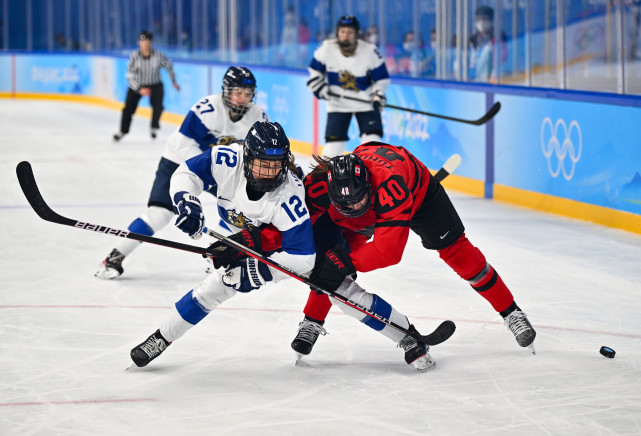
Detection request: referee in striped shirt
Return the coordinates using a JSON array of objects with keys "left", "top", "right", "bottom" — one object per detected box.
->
[{"left": 113, "top": 30, "right": 180, "bottom": 142}]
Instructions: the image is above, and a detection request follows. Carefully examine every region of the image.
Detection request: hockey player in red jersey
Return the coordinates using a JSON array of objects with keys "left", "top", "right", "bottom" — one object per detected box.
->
[{"left": 290, "top": 141, "right": 536, "bottom": 364}]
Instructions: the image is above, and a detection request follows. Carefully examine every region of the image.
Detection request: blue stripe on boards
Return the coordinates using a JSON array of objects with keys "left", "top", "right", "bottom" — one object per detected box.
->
[{"left": 363, "top": 294, "right": 392, "bottom": 331}]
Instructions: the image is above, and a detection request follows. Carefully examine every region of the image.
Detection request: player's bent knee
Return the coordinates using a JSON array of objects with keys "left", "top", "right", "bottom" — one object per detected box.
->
[
  {"left": 192, "top": 273, "right": 237, "bottom": 310},
  {"left": 438, "top": 236, "right": 487, "bottom": 280},
  {"left": 142, "top": 206, "right": 174, "bottom": 232}
]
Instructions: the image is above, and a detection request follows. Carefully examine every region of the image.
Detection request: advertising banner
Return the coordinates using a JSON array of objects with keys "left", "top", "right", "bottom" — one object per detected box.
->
[{"left": 495, "top": 94, "right": 641, "bottom": 215}]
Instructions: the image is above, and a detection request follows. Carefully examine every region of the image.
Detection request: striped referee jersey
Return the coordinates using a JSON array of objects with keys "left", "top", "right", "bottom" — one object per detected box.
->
[{"left": 126, "top": 49, "right": 176, "bottom": 90}]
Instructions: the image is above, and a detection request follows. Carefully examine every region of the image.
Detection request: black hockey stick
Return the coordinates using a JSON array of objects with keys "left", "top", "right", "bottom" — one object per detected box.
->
[
  {"left": 328, "top": 91, "right": 501, "bottom": 126},
  {"left": 16, "top": 161, "right": 455, "bottom": 346},
  {"left": 203, "top": 227, "right": 455, "bottom": 346}
]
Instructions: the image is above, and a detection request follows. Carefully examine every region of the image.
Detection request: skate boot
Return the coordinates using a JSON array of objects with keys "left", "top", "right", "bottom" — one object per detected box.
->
[
  {"left": 398, "top": 325, "right": 436, "bottom": 371},
  {"left": 291, "top": 318, "right": 326, "bottom": 358},
  {"left": 130, "top": 329, "right": 171, "bottom": 367},
  {"left": 95, "top": 248, "right": 125, "bottom": 279},
  {"left": 113, "top": 132, "right": 125, "bottom": 142},
  {"left": 150, "top": 128, "right": 158, "bottom": 139},
  {"left": 504, "top": 309, "right": 536, "bottom": 353}
]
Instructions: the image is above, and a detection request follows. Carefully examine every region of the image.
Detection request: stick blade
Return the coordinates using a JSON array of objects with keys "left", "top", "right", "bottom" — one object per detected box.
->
[
  {"left": 420, "top": 320, "right": 456, "bottom": 346},
  {"left": 474, "top": 101, "right": 501, "bottom": 125},
  {"left": 16, "top": 161, "right": 74, "bottom": 225}
]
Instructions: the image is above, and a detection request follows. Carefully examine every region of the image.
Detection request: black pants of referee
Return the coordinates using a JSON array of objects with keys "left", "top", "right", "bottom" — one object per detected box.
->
[{"left": 119, "top": 82, "right": 164, "bottom": 134}]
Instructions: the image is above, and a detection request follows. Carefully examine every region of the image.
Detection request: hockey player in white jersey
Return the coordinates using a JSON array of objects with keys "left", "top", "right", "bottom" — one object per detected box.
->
[
  {"left": 307, "top": 15, "right": 390, "bottom": 157},
  {"left": 129, "top": 121, "right": 315, "bottom": 368},
  {"left": 96, "top": 66, "right": 269, "bottom": 279}
]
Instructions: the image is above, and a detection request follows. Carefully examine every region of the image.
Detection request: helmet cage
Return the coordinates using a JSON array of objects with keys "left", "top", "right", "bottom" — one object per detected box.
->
[
  {"left": 243, "top": 122, "right": 292, "bottom": 193},
  {"left": 222, "top": 67, "right": 257, "bottom": 116},
  {"left": 327, "top": 155, "right": 372, "bottom": 218}
]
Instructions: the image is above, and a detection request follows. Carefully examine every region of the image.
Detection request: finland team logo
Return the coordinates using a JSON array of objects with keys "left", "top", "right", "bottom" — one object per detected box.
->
[{"left": 540, "top": 117, "right": 582, "bottom": 181}]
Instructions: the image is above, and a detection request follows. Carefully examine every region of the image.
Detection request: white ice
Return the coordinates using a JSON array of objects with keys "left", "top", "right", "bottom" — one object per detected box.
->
[{"left": 1, "top": 99, "right": 640, "bottom": 435}]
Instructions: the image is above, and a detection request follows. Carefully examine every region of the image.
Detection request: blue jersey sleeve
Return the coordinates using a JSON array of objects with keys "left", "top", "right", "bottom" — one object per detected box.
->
[
  {"left": 179, "top": 111, "right": 217, "bottom": 150},
  {"left": 184, "top": 149, "right": 217, "bottom": 191}
]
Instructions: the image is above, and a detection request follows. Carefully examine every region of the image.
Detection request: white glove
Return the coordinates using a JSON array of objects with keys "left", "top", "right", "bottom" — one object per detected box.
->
[
  {"left": 316, "top": 83, "right": 330, "bottom": 100},
  {"left": 372, "top": 91, "right": 386, "bottom": 111}
]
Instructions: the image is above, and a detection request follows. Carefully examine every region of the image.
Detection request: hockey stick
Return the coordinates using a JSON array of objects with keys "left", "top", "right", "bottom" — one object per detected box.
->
[
  {"left": 433, "top": 153, "right": 462, "bottom": 182},
  {"left": 203, "top": 227, "right": 455, "bottom": 346},
  {"left": 16, "top": 161, "right": 455, "bottom": 346},
  {"left": 327, "top": 91, "right": 501, "bottom": 126}
]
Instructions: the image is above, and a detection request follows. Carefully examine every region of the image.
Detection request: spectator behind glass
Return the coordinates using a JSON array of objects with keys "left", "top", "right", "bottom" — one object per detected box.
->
[
  {"left": 396, "top": 31, "right": 428, "bottom": 77},
  {"left": 279, "top": 8, "right": 311, "bottom": 67},
  {"left": 469, "top": 5, "right": 507, "bottom": 82}
]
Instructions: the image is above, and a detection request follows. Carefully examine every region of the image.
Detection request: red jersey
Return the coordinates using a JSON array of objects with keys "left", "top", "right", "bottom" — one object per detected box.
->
[{"left": 307, "top": 142, "right": 432, "bottom": 272}]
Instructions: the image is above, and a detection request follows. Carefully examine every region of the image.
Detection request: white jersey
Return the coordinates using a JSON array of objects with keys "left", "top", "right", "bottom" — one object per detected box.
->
[
  {"left": 170, "top": 143, "right": 315, "bottom": 280},
  {"left": 162, "top": 93, "right": 269, "bottom": 164},
  {"left": 308, "top": 39, "right": 390, "bottom": 113}
]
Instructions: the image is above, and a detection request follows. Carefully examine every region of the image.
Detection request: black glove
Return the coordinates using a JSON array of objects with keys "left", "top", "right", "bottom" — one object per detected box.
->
[
  {"left": 309, "top": 245, "right": 357, "bottom": 293},
  {"left": 205, "top": 227, "right": 262, "bottom": 269}
]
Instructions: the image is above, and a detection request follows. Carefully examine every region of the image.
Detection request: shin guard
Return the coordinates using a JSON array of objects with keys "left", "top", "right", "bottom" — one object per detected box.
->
[{"left": 439, "top": 235, "right": 514, "bottom": 313}]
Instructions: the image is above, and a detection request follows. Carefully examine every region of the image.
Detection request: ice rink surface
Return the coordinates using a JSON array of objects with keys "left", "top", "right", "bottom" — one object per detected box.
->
[{"left": 1, "top": 99, "right": 641, "bottom": 435}]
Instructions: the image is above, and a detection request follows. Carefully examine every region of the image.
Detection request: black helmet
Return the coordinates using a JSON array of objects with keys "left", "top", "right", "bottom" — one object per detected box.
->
[
  {"left": 222, "top": 66, "right": 257, "bottom": 116},
  {"left": 475, "top": 5, "right": 494, "bottom": 20},
  {"left": 336, "top": 15, "right": 360, "bottom": 35},
  {"left": 336, "top": 15, "right": 360, "bottom": 48},
  {"left": 243, "top": 121, "right": 291, "bottom": 193},
  {"left": 138, "top": 30, "right": 153, "bottom": 41},
  {"left": 327, "top": 154, "right": 372, "bottom": 218}
]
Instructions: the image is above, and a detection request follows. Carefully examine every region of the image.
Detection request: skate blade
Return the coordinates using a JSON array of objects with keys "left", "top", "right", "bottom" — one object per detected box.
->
[
  {"left": 528, "top": 344, "right": 536, "bottom": 355},
  {"left": 125, "top": 362, "right": 139, "bottom": 372}
]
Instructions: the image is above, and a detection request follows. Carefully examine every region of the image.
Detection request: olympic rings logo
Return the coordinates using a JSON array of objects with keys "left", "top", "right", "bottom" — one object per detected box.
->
[{"left": 540, "top": 117, "right": 582, "bottom": 180}]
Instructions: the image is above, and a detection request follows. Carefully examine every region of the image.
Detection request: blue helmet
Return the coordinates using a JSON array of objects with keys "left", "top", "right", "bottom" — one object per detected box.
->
[
  {"left": 243, "top": 121, "right": 291, "bottom": 192},
  {"left": 327, "top": 154, "right": 372, "bottom": 217}
]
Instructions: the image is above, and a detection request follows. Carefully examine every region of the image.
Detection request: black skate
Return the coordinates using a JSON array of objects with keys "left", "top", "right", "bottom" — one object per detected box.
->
[
  {"left": 291, "top": 318, "right": 326, "bottom": 359},
  {"left": 504, "top": 309, "right": 536, "bottom": 354},
  {"left": 95, "top": 248, "right": 125, "bottom": 279},
  {"left": 130, "top": 329, "right": 170, "bottom": 367},
  {"left": 113, "top": 132, "right": 125, "bottom": 142},
  {"left": 150, "top": 128, "right": 158, "bottom": 139},
  {"left": 398, "top": 325, "right": 436, "bottom": 371}
]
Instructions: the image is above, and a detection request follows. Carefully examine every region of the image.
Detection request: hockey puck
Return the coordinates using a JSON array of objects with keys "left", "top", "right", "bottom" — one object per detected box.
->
[{"left": 599, "top": 346, "right": 616, "bottom": 358}]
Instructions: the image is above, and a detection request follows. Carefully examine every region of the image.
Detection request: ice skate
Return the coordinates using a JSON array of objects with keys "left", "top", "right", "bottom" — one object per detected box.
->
[
  {"left": 130, "top": 329, "right": 170, "bottom": 367},
  {"left": 291, "top": 318, "right": 326, "bottom": 360},
  {"left": 150, "top": 128, "right": 158, "bottom": 139},
  {"left": 94, "top": 248, "right": 125, "bottom": 279},
  {"left": 504, "top": 309, "right": 536, "bottom": 354},
  {"left": 113, "top": 132, "right": 125, "bottom": 142},
  {"left": 398, "top": 325, "right": 436, "bottom": 372}
]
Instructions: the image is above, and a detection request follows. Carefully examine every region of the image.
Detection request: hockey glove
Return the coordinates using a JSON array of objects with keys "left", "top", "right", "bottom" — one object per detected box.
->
[
  {"left": 371, "top": 91, "right": 386, "bottom": 112},
  {"left": 222, "top": 257, "right": 273, "bottom": 293},
  {"left": 309, "top": 245, "right": 357, "bottom": 294},
  {"left": 173, "top": 191, "right": 205, "bottom": 239},
  {"left": 314, "top": 83, "right": 330, "bottom": 100},
  {"left": 205, "top": 227, "right": 262, "bottom": 269}
]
